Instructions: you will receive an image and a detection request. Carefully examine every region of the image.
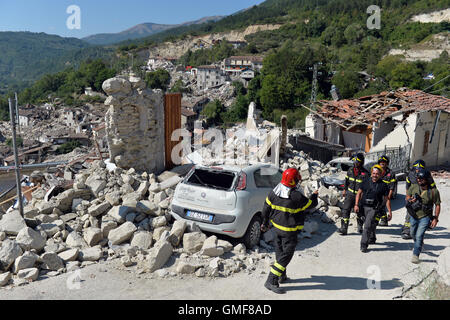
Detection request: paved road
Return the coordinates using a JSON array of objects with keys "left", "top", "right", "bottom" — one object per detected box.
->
[{"left": 0, "top": 181, "right": 448, "bottom": 300}]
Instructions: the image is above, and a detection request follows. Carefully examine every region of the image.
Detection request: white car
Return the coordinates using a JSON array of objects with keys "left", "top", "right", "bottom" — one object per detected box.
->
[{"left": 170, "top": 163, "right": 282, "bottom": 248}]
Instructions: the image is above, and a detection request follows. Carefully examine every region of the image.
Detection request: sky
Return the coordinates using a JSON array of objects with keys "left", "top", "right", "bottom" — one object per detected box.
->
[{"left": 0, "top": 0, "right": 266, "bottom": 39}]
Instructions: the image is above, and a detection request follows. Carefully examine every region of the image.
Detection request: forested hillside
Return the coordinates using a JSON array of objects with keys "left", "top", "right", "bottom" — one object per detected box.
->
[{"left": 0, "top": 32, "right": 113, "bottom": 95}]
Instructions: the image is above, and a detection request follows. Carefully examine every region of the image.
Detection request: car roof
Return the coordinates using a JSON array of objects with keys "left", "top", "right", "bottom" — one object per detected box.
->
[{"left": 195, "top": 162, "right": 279, "bottom": 173}]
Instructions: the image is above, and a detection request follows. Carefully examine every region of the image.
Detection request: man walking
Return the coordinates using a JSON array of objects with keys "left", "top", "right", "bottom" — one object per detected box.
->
[
  {"left": 406, "top": 168, "right": 441, "bottom": 264},
  {"left": 354, "top": 165, "right": 391, "bottom": 253},
  {"left": 402, "top": 160, "right": 436, "bottom": 239},
  {"left": 338, "top": 153, "right": 369, "bottom": 235},
  {"left": 261, "top": 168, "right": 318, "bottom": 294},
  {"left": 377, "top": 155, "right": 396, "bottom": 226}
]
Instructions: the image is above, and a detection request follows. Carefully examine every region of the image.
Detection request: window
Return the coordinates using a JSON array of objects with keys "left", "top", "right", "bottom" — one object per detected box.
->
[
  {"left": 254, "top": 168, "right": 282, "bottom": 188},
  {"left": 423, "top": 131, "right": 430, "bottom": 155}
]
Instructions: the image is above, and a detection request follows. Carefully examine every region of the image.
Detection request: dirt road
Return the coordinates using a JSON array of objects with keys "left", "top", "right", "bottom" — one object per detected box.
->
[{"left": 0, "top": 181, "right": 448, "bottom": 300}]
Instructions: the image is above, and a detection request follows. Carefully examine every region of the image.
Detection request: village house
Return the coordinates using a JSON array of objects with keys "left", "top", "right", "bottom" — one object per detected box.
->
[
  {"left": 181, "top": 107, "right": 197, "bottom": 132},
  {"left": 181, "top": 96, "right": 209, "bottom": 114},
  {"left": 196, "top": 65, "right": 230, "bottom": 90},
  {"left": 3, "top": 143, "right": 52, "bottom": 166},
  {"left": 18, "top": 104, "right": 51, "bottom": 128},
  {"left": 304, "top": 88, "right": 450, "bottom": 167},
  {"left": 222, "top": 56, "right": 263, "bottom": 76},
  {"left": 60, "top": 107, "right": 85, "bottom": 129},
  {"left": 53, "top": 133, "right": 91, "bottom": 147},
  {"left": 227, "top": 41, "right": 247, "bottom": 49}
]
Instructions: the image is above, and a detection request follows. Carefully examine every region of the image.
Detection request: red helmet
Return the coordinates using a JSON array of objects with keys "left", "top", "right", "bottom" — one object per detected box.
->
[{"left": 281, "top": 168, "right": 301, "bottom": 187}]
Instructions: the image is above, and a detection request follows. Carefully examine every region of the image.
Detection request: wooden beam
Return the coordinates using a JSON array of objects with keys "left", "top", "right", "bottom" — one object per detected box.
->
[{"left": 299, "top": 104, "right": 349, "bottom": 129}]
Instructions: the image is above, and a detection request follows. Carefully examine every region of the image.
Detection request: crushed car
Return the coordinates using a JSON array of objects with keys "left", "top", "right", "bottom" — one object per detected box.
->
[{"left": 170, "top": 163, "right": 282, "bottom": 248}]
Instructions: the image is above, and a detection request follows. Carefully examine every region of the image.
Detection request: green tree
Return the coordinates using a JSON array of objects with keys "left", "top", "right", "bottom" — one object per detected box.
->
[
  {"left": 389, "top": 62, "right": 424, "bottom": 89},
  {"left": 145, "top": 69, "right": 171, "bottom": 91},
  {"left": 344, "top": 23, "right": 366, "bottom": 45},
  {"left": 201, "top": 99, "right": 225, "bottom": 125},
  {"left": 332, "top": 70, "right": 362, "bottom": 99}
]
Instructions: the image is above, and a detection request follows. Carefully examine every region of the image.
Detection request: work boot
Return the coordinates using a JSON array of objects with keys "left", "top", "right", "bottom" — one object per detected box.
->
[
  {"left": 401, "top": 228, "right": 412, "bottom": 240},
  {"left": 338, "top": 220, "right": 348, "bottom": 235},
  {"left": 360, "top": 245, "right": 369, "bottom": 253},
  {"left": 368, "top": 237, "right": 376, "bottom": 245},
  {"left": 279, "top": 271, "right": 289, "bottom": 284},
  {"left": 264, "top": 275, "right": 286, "bottom": 294}
]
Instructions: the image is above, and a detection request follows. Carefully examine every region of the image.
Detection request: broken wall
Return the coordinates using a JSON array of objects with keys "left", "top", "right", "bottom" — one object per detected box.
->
[{"left": 102, "top": 74, "right": 165, "bottom": 173}]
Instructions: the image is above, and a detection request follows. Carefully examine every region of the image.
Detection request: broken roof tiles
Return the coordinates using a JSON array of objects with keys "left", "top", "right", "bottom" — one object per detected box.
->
[{"left": 313, "top": 88, "right": 450, "bottom": 130}]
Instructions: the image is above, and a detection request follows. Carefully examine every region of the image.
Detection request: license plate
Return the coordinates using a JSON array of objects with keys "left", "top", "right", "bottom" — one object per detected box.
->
[{"left": 186, "top": 210, "right": 213, "bottom": 222}]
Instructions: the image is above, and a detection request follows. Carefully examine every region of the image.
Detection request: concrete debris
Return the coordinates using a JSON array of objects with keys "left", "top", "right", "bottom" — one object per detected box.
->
[{"left": 0, "top": 126, "right": 353, "bottom": 288}]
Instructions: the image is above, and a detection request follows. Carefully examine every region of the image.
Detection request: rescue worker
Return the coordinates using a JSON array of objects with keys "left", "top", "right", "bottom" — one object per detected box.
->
[
  {"left": 401, "top": 159, "right": 436, "bottom": 239},
  {"left": 338, "top": 153, "right": 369, "bottom": 235},
  {"left": 377, "top": 155, "right": 396, "bottom": 226},
  {"left": 406, "top": 168, "right": 441, "bottom": 263},
  {"left": 354, "top": 165, "right": 391, "bottom": 253},
  {"left": 261, "top": 168, "right": 318, "bottom": 294}
]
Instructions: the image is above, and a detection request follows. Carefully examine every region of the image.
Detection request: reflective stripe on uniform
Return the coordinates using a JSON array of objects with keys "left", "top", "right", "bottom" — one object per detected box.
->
[
  {"left": 406, "top": 177, "right": 410, "bottom": 183},
  {"left": 348, "top": 188, "right": 358, "bottom": 194},
  {"left": 431, "top": 182, "right": 436, "bottom": 187},
  {"left": 270, "top": 268, "right": 282, "bottom": 277},
  {"left": 271, "top": 219, "right": 304, "bottom": 232},
  {"left": 404, "top": 222, "right": 411, "bottom": 227},
  {"left": 274, "top": 262, "right": 285, "bottom": 272},
  {"left": 343, "top": 218, "right": 349, "bottom": 222},
  {"left": 266, "top": 198, "right": 312, "bottom": 214},
  {"left": 347, "top": 177, "right": 363, "bottom": 183}
]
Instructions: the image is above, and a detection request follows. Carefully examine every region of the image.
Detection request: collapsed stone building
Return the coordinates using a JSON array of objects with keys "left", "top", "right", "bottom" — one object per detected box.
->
[{"left": 102, "top": 75, "right": 165, "bottom": 173}]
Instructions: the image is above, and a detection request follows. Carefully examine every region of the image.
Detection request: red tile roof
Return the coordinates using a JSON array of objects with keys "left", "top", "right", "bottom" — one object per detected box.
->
[{"left": 312, "top": 88, "right": 450, "bottom": 129}]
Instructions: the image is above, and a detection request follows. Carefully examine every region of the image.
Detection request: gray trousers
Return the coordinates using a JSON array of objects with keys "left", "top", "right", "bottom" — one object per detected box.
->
[{"left": 361, "top": 206, "right": 379, "bottom": 247}]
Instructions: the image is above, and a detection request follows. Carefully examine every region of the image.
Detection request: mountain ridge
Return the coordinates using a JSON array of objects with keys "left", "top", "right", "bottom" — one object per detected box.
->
[{"left": 82, "top": 15, "right": 224, "bottom": 45}]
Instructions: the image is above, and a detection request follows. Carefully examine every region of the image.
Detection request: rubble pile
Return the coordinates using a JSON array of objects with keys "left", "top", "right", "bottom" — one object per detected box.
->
[
  {"left": 0, "top": 159, "right": 277, "bottom": 287},
  {"left": 281, "top": 149, "right": 345, "bottom": 224},
  {"left": 146, "top": 59, "right": 175, "bottom": 73}
]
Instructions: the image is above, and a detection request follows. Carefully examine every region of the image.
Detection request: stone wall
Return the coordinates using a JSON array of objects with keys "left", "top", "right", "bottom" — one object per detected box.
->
[{"left": 102, "top": 74, "right": 165, "bottom": 174}]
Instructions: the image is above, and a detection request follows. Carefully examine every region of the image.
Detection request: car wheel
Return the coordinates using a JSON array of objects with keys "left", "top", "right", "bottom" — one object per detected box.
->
[{"left": 242, "top": 215, "right": 261, "bottom": 249}]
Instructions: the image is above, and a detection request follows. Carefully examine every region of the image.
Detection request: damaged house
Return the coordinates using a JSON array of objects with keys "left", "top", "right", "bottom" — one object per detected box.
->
[{"left": 305, "top": 88, "right": 450, "bottom": 167}]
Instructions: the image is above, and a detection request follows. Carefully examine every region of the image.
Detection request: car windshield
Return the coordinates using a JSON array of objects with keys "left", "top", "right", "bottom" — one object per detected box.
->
[{"left": 185, "top": 168, "right": 236, "bottom": 190}]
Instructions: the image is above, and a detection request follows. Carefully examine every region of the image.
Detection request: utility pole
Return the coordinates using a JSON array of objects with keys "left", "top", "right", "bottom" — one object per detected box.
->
[
  {"left": 310, "top": 62, "right": 322, "bottom": 111},
  {"left": 8, "top": 97, "right": 24, "bottom": 217},
  {"left": 15, "top": 92, "right": 20, "bottom": 133}
]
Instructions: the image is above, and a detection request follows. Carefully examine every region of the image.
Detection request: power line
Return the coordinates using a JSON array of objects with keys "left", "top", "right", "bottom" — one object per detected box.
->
[
  {"left": 423, "top": 74, "right": 450, "bottom": 92},
  {"left": 428, "top": 86, "right": 450, "bottom": 94}
]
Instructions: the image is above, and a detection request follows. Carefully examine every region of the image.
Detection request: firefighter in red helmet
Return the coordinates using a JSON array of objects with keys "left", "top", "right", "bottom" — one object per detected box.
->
[{"left": 261, "top": 167, "right": 319, "bottom": 294}]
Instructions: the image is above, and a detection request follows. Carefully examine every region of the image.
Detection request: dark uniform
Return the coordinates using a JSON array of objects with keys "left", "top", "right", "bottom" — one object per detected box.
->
[
  {"left": 262, "top": 185, "right": 318, "bottom": 293},
  {"left": 402, "top": 168, "right": 436, "bottom": 238},
  {"left": 358, "top": 176, "right": 390, "bottom": 251},
  {"left": 339, "top": 165, "right": 369, "bottom": 235},
  {"left": 378, "top": 167, "right": 396, "bottom": 226}
]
